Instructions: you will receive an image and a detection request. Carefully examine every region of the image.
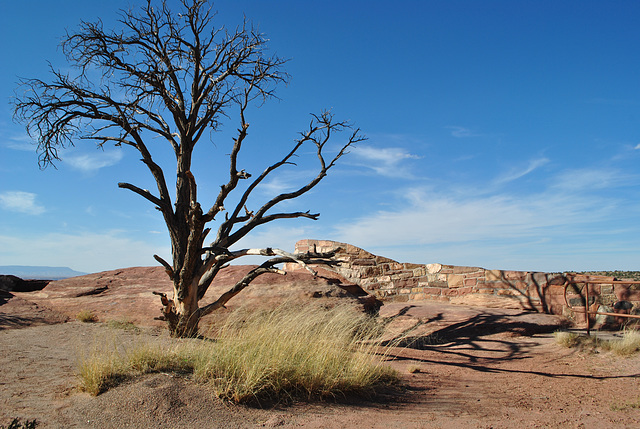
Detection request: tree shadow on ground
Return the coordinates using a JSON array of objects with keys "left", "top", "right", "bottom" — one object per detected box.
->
[{"left": 379, "top": 309, "right": 638, "bottom": 381}]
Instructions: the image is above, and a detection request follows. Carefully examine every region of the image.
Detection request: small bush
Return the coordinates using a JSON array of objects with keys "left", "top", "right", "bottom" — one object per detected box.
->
[
  {"left": 76, "top": 310, "right": 98, "bottom": 323},
  {"left": 78, "top": 303, "right": 398, "bottom": 403}
]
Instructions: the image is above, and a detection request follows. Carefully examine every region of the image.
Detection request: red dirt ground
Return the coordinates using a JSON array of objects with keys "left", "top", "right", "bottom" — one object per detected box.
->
[{"left": 1, "top": 268, "right": 639, "bottom": 428}]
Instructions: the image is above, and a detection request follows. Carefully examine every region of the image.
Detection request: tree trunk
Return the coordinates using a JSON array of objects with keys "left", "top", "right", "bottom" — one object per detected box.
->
[
  {"left": 170, "top": 308, "right": 200, "bottom": 338},
  {"left": 167, "top": 276, "right": 201, "bottom": 337}
]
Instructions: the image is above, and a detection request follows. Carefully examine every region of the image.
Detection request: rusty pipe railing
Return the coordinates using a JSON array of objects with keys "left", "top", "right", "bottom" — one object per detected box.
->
[{"left": 564, "top": 276, "right": 640, "bottom": 335}]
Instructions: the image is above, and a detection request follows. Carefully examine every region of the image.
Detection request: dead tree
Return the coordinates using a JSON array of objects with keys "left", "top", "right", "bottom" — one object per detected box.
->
[{"left": 14, "top": 0, "right": 363, "bottom": 337}]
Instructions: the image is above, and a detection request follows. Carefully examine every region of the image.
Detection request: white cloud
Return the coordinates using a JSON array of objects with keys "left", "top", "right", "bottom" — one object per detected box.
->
[
  {"left": 0, "top": 191, "right": 45, "bottom": 215},
  {"left": 552, "top": 168, "right": 629, "bottom": 192},
  {"left": 331, "top": 184, "right": 616, "bottom": 264},
  {"left": 494, "top": 157, "right": 550, "bottom": 184},
  {"left": 260, "top": 177, "right": 296, "bottom": 195},
  {"left": 65, "top": 150, "right": 123, "bottom": 172},
  {"left": 252, "top": 167, "right": 320, "bottom": 198},
  {"left": 350, "top": 146, "right": 421, "bottom": 177},
  {"left": 634, "top": 143, "right": 640, "bottom": 150}
]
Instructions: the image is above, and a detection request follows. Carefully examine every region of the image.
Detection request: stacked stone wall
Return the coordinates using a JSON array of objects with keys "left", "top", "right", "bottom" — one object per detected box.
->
[{"left": 290, "top": 239, "right": 640, "bottom": 322}]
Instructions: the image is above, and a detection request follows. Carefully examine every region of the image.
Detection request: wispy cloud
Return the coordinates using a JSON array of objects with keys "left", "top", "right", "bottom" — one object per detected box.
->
[
  {"left": 329, "top": 169, "right": 630, "bottom": 271},
  {"left": 333, "top": 189, "right": 602, "bottom": 248},
  {"left": 634, "top": 143, "right": 640, "bottom": 150},
  {"left": 255, "top": 167, "right": 320, "bottom": 198},
  {"left": 260, "top": 177, "right": 297, "bottom": 195},
  {"left": 350, "top": 146, "right": 421, "bottom": 177},
  {"left": 552, "top": 168, "right": 631, "bottom": 192},
  {"left": 4, "top": 134, "right": 36, "bottom": 152},
  {"left": 494, "top": 157, "right": 550, "bottom": 184},
  {"left": 446, "top": 126, "right": 481, "bottom": 138},
  {"left": 65, "top": 150, "right": 123, "bottom": 173},
  {"left": 0, "top": 191, "right": 45, "bottom": 215}
]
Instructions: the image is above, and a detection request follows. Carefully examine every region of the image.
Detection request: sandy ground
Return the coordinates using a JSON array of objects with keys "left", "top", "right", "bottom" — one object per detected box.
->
[{"left": 1, "top": 294, "right": 640, "bottom": 428}]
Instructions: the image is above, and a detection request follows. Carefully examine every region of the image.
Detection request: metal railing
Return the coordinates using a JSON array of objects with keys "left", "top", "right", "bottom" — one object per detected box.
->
[{"left": 564, "top": 275, "right": 640, "bottom": 335}]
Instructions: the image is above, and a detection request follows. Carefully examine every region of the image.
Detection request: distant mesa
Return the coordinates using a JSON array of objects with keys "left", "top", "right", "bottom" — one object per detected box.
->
[{"left": 0, "top": 266, "right": 88, "bottom": 280}]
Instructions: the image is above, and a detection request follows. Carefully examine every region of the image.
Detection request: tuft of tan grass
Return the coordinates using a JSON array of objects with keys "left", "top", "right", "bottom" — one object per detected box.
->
[
  {"left": 77, "top": 338, "right": 195, "bottom": 395},
  {"left": 77, "top": 303, "right": 398, "bottom": 403},
  {"left": 76, "top": 310, "right": 98, "bottom": 323},
  {"left": 106, "top": 319, "right": 140, "bottom": 333},
  {"left": 554, "top": 331, "right": 587, "bottom": 348},
  {"left": 554, "top": 329, "right": 640, "bottom": 356},
  {"left": 195, "top": 303, "right": 397, "bottom": 403},
  {"left": 603, "top": 329, "right": 640, "bottom": 356}
]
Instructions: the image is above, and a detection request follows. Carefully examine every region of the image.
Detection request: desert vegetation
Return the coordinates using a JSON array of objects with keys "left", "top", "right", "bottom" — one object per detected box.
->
[
  {"left": 106, "top": 319, "right": 140, "bottom": 333},
  {"left": 78, "top": 304, "right": 398, "bottom": 404},
  {"left": 75, "top": 310, "right": 98, "bottom": 323},
  {"left": 581, "top": 270, "right": 640, "bottom": 281},
  {"left": 554, "top": 329, "right": 640, "bottom": 355}
]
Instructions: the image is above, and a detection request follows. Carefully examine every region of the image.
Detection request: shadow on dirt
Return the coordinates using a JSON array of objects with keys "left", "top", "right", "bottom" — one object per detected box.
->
[
  {"left": 0, "top": 314, "right": 45, "bottom": 330},
  {"left": 381, "top": 306, "right": 639, "bottom": 380}
]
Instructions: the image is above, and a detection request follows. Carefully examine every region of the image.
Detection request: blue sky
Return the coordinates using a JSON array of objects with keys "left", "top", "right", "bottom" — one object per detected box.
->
[{"left": 2, "top": 0, "right": 640, "bottom": 274}]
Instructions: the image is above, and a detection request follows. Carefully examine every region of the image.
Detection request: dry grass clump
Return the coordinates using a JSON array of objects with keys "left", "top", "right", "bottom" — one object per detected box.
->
[
  {"left": 75, "top": 310, "right": 98, "bottom": 323},
  {"left": 196, "top": 303, "right": 395, "bottom": 403},
  {"left": 78, "top": 303, "right": 397, "bottom": 403},
  {"left": 554, "top": 329, "right": 640, "bottom": 356},
  {"left": 554, "top": 331, "right": 591, "bottom": 348},
  {"left": 78, "top": 340, "right": 194, "bottom": 395},
  {"left": 600, "top": 329, "right": 640, "bottom": 356},
  {"left": 106, "top": 319, "right": 140, "bottom": 333}
]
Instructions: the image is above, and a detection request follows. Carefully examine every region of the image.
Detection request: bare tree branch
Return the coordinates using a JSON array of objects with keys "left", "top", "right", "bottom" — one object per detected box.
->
[{"left": 13, "top": 0, "right": 363, "bottom": 337}]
